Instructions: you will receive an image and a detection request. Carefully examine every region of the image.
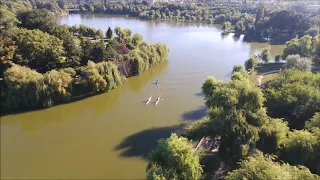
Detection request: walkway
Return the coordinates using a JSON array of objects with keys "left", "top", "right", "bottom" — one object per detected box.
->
[{"left": 257, "top": 70, "right": 280, "bottom": 87}]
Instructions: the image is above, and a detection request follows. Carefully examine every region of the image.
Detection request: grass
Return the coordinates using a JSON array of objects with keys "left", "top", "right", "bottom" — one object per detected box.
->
[
  {"left": 248, "top": 71, "right": 259, "bottom": 85},
  {"left": 249, "top": 62, "right": 284, "bottom": 86},
  {"left": 255, "top": 62, "right": 285, "bottom": 74},
  {"left": 74, "top": 36, "right": 110, "bottom": 46}
]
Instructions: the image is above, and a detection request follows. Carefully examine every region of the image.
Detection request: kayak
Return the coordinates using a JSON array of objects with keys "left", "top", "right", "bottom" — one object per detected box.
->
[{"left": 145, "top": 96, "right": 152, "bottom": 105}]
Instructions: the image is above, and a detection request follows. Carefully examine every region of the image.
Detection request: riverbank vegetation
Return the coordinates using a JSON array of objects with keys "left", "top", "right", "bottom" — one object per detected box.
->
[
  {"left": 0, "top": 5, "right": 169, "bottom": 112},
  {"left": 147, "top": 33, "right": 320, "bottom": 179},
  {"left": 68, "top": 1, "right": 319, "bottom": 44}
]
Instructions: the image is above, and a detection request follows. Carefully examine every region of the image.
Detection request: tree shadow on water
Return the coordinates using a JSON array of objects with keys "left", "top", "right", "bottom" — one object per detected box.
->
[
  {"left": 181, "top": 106, "right": 207, "bottom": 121},
  {"left": 115, "top": 124, "right": 185, "bottom": 159},
  {"left": 194, "top": 92, "right": 204, "bottom": 97}
]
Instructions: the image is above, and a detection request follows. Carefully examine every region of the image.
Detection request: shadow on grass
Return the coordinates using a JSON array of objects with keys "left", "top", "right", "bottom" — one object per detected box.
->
[
  {"left": 115, "top": 124, "right": 184, "bottom": 159},
  {"left": 181, "top": 106, "right": 207, "bottom": 121}
]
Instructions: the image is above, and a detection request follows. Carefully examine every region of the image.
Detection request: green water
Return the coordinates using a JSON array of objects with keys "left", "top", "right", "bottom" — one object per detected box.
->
[{"left": 0, "top": 14, "right": 284, "bottom": 179}]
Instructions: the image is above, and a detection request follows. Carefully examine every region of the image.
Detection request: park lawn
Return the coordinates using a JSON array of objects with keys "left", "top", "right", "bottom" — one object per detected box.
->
[
  {"left": 74, "top": 36, "right": 110, "bottom": 46},
  {"left": 249, "top": 63, "right": 284, "bottom": 86}
]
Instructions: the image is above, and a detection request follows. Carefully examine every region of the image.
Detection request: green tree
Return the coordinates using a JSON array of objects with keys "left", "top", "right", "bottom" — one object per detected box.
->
[
  {"left": 222, "top": 21, "right": 232, "bottom": 33},
  {"left": 282, "top": 35, "right": 313, "bottom": 59},
  {"left": 17, "top": 9, "right": 57, "bottom": 34},
  {"left": 260, "top": 48, "right": 270, "bottom": 63},
  {"left": 3, "top": 64, "right": 72, "bottom": 109},
  {"left": 244, "top": 55, "right": 258, "bottom": 71},
  {"left": 96, "top": 29, "right": 104, "bottom": 39},
  {"left": 255, "top": 3, "right": 265, "bottom": 23},
  {"left": 305, "top": 112, "right": 320, "bottom": 131},
  {"left": 264, "top": 69, "right": 320, "bottom": 129},
  {"left": 280, "top": 130, "right": 320, "bottom": 174},
  {"left": 106, "top": 27, "right": 113, "bottom": 39},
  {"left": 225, "top": 152, "right": 319, "bottom": 180},
  {"left": 146, "top": 133, "right": 203, "bottom": 180},
  {"left": 0, "top": 7, "right": 20, "bottom": 32},
  {"left": 275, "top": 54, "right": 281, "bottom": 62},
  {"left": 53, "top": 25, "right": 80, "bottom": 64},
  {"left": 12, "top": 28, "right": 64, "bottom": 71},
  {"left": 313, "top": 35, "right": 320, "bottom": 64},
  {"left": 202, "top": 73, "right": 267, "bottom": 166},
  {"left": 285, "top": 54, "right": 312, "bottom": 72}
]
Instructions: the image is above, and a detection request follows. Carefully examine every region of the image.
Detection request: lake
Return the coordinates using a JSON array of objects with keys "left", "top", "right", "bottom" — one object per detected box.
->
[{"left": 0, "top": 14, "right": 284, "bottom": 179}]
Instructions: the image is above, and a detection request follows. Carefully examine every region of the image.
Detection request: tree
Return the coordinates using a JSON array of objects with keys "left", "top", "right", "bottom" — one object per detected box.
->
[
  {"left": 202, "top": 73, "right": 267, "bottom": 166},
  {"left": 305, "top": 112, "right": 320, "bottom": 131},
  {"left": 280, "top": 130, "right": 320, "bottom": 174},
  {"left": 257, "top": 118, "right": 289, "bottom": 154},
  {"left": 260, "top": 48, "right": 270, "bottom": 63},
  {"left": 264, "top": 69, "right": 320, "bottom": 129},
  {"left": 106, "top": 27, "right": 113, "bottom": 39},
  {"left": 232, "top": 65, "right": 245, "bottom": 74},
  {"left": 0, "top": 7, "right": 20, "bottom": 32},
  {"left": 12, "top": 28, "right": 64, "bottom": 71},
  {"left": 225, "top": 152, "right": 319, "bottom": 180},
  {"left": 0, "top": 36, "right": 16, "bottom": 77},
  {"left": 255, "top": 3, "right": 265, "bottom": 23},
  {"left": 222, "top": 21, "right": 232, "bottom": 33},
  {"left": 282, "top": 35, "right": 313, "bottom": 59},
  {"left": 132, "top": 34, "right": 143, "bottom": 47},
  {"left": 313, "top": 35, "right": 320, "bottom": 64},
  {"left": 17, "top": 9, "right": 57, "bottom": 34},
  {"left": 275, "top": 54, "right": 281, "bottom": 62},
  {"left": 96, "top": 29, "right": 104, "bottom": 39},
  {"left": 3, "top": 64, "right": 72, "bottom": 109},
  {"left": 146, "top": 133, "right": 203, "bottom": 180},
  {"left": 53, "top": 25, "right": 80, "bottom": 64},
  {"left": 285, "top": 54, "right": 312, "bottom": 72},
  {"left": 244, "top": 55, "right": 258, "bottom": 71}
]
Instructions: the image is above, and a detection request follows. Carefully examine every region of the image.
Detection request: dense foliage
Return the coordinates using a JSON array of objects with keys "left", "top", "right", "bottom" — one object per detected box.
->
[
  {"left": 0, "top": 5, "right": 169, "bottom": 111},
  {"left": 146, "top": 133, "right": 203, "bottom": 180},
  {"left": 264, "top": 70, "right": 320, "bottom": 129},
  {"left": 72, "top": 2, "right": 319, "bottom": 44},
  {"left": 225, "top": 152, "right": 318, "bottom": 180},
  {"left": 178, "top": 64, "right": 320, "bottom": 178}
]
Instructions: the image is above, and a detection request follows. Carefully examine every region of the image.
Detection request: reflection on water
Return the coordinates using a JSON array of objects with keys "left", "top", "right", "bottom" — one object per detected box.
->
[{"left": 127, "top": 60, "right": 168, "bottom": 92}]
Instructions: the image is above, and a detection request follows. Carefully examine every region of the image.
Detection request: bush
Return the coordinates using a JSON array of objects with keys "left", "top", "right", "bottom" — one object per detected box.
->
[
  {"left": 147, "top": 134, "right": 203, "bottom": 180},
  {"left": 3, "top": 64, "right": 72, "bottom": 109},
  {"left": 264, "top": 69, "right": 320, "bottom": 129},
  {"left": 244, "top": 55, "right": 258, "bottom": 71},
  {"left": 285, "top": 54, "right": 312, "bottom": 72},
  {"left": 275, "top": 54, "right": 281, "bottom": 62}
]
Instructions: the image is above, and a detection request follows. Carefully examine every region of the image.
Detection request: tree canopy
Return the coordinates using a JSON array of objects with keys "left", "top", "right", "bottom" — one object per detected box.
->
[
  {"left": 12, "top": 28, "right": 64, "bottom": 72},
  {"left": 225, "top": 152, "right": 318, "bottom": 180},
  {"left": 146, "top": 133, "right": 203, "bottom": 180}
]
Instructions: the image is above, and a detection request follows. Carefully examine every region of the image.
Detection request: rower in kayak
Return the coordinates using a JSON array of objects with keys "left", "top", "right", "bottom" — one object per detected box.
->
[
  {"left": 145, "top": 96, "right": 152, "bottom": 105},
  {"left": 153, "top": 80, "right": 159, "bottom": 85},
  {"left": 155, "top": 96, "right": 161, "bottom": 105}
]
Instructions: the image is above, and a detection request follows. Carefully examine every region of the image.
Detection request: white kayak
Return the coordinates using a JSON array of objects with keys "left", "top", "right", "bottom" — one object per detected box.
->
[
  {"left": 155, "top": 96, "right": 161, "bottom": 105},
  {"left": 145, "top": 96, "right": 152, "bottom": 105}
]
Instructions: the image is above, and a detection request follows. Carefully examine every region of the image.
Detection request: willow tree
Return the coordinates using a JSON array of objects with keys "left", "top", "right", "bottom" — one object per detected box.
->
[
  {"left": 280, "top": 130, "right": 320, "bottom": 174},
  {"left": 225, "top": 152, "right": 319, "bottom": 180},
  {"left": 146, "top": 133, "right": 203, "bottom": 180},
  {"left": 3, "top": 64, "right": 73, "bottom": 109},
  {"left": 202, "top": 72, "right": 269, "bottom": 166}
]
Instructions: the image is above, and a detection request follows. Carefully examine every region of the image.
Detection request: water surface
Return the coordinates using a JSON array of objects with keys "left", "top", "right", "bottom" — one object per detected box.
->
[{"left": 0, "top": 14, "right": 284, "bottom": 179}]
